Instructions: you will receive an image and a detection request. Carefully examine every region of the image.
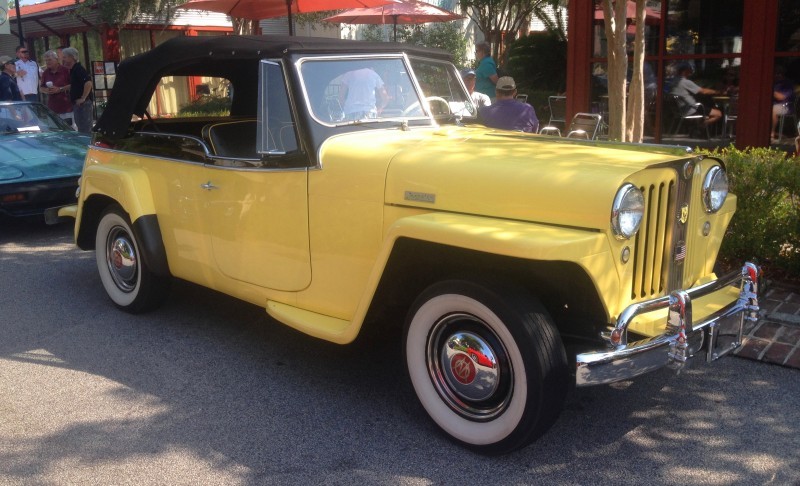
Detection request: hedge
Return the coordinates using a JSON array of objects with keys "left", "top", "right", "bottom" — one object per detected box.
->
[{"left": 699, "top": 146, "right": 800, "bottom": 280}]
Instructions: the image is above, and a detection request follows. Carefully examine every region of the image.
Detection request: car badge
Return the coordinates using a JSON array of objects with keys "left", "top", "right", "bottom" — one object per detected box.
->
[
  {"left": 404, "top": 191, "right": 435, "bottom": 204},
  {"left": 678, "top": 204, "right": 689, "bottom": 224},
  {"left": 450, "top": 353, "right": 476, "bottom": 385}
]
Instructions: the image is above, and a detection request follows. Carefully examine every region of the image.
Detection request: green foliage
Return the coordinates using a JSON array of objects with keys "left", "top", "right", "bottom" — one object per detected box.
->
[
  {"left": 505, "top": 31, "right": 567, "bottom": 94},
  {"left": 360, "top": 22, "right": 468, "bottom": 68},
  {"left": 403, "top": 22, "right": 468, "bottom": 68},
  {"left": 77, "top": 0, "right": 185, "bottom": 26},
  {"left": 700, "top": 147, "right": 800, "bottom": 278},
  {"left": 178, "top": 95, "right": 231, "bottom": 117},
  {"left": 458, "top": 0, "right": 562, "bottom": 59},
  {"left": 295, "top": 10, "right": 344, "bottom": 29}
]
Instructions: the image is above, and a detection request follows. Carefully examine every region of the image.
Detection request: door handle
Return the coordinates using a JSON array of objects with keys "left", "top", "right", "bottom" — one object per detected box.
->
[{"left": 200, "top": 181, "right": 218, "bottom": 190}]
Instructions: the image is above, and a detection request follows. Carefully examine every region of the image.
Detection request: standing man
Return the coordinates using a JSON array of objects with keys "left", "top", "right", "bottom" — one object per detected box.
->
[
  {"left": 474, "top": 42, "right": 498, "bottom": 100},
  {"left": 40, "top": 50, "right": 73, "bottom": 126},
  {"left": 478, "top": 76, "right": 539, "bottom": 133},
  {"left": 14, "top": 45, "right": 39, "bottom": 102},
  {"left": 339, "top": 67, "right": 388, "bottom": 121},
  {"left": 62, "top": 47, "right": 94, "bottom": 134},
  {"left": 0, "top": 55, "right": 23, "bottom": 101}
]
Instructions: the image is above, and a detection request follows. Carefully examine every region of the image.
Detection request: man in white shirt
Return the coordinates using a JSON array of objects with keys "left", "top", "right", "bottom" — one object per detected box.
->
[
  {"left": 462, "top": 69, "right": 491, "bottom": 108},
  {"left": 14, "top": 45, "right": 39, "bottom": 102},
  {"left": 339, "top": 67, "right": 388, "bottom": 121}
]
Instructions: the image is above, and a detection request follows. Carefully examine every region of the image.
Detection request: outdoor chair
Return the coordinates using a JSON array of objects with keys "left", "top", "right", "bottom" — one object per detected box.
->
[
  {"left": 547, "top": 95, "right": 566, "bottom": 128},
  {"left": 565, "top": 112, "right": 602, "bottom": 140},
  {"left": 723, "top": 96, "right": 738, "bottom": 138},
  {"left": 516, "top": 94, "right": 528, "bottom": 103},
  {"left": 776, "top": 97, "right": 799, "bottom": 142},
  {"left": 667, "top": 94, "right": 710, "bottom": 139},
  {"left": 538, "top": 126, "right": 561, "bottom": 136}
]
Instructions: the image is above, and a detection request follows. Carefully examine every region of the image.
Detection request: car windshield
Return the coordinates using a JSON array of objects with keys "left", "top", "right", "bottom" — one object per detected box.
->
[
  {"left": 0, "top": 103, "right": 72, "bottom": 135},
  {"left": 299, "top": 56, "right": 472, "bottom": 126},
  {"left": 408, "top": 57, "right": 476, "bottom": 118}
]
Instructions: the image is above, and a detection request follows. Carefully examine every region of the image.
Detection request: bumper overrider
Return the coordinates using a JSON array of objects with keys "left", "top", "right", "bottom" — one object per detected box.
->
[{"left": 576, "top": 262, "right": 760, "bottom": 386}]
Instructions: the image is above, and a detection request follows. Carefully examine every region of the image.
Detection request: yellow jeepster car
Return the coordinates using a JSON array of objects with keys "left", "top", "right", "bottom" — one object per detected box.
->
[{"left": 56, "top": 36, "right": 759, "bottom": 454}]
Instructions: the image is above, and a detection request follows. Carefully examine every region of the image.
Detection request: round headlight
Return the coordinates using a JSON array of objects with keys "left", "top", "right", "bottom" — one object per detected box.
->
[
  {"left": 703, "top": 166, "right": 728, "bottom": 213},
  {"left": 611, "top": 183, "right": 645, "bottom": 239}
]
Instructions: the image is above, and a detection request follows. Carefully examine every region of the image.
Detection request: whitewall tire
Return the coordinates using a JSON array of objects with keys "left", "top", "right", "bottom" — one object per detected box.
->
[
  {"left": 404, "top": 279, "right": 568, "bottom": 455},
  {"left": 95, "top": 206, "right": 169, "bottom": 313}
]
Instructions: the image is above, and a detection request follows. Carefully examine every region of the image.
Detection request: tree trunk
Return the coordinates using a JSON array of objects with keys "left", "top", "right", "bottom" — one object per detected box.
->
[
  {"left": 233, "top": 17, "right": 258, "bottom": 35},
  {"left": 603, "top": 0, "right": 628, "bottom": 142},
  {"left": 626, "top": 0, "right": 646, "bottom": 143}
]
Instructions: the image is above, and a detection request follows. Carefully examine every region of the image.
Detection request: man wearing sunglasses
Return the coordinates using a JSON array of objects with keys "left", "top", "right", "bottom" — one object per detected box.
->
[{"left": 14, "top": 45, "right": 40, "bottom": 102}]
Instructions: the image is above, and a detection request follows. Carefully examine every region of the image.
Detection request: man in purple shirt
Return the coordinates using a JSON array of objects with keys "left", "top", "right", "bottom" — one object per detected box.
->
[{"left": 478, "top": 77, "right": 539, "bottom": 133}]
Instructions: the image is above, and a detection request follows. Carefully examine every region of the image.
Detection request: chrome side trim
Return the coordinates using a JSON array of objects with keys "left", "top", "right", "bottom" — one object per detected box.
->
[{"left": 575, "top": 262, "right": 760, "bottom": 387}]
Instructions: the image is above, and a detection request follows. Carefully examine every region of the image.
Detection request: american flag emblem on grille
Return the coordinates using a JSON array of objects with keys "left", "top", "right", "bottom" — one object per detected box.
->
[{"left": 675, "top": 241, "right": 687, "bottom": 262}]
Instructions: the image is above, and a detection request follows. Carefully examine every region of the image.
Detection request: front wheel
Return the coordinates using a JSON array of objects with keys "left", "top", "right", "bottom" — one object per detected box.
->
[
  {"left": 404, "top": 279, "right": 568, "bottom": 455},
  {"left": 95, "top": 206, "right": 170, "bottom": 313}
]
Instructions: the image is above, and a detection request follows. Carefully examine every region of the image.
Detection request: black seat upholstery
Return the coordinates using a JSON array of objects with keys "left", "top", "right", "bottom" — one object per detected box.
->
[{"left": 201, "top": 120, "right": 258, "bottom": 158}]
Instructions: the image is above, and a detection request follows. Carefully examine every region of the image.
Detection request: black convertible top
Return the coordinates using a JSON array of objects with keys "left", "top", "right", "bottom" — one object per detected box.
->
[{"left": 94, "top": 35, "right": 451, "bottom": 137}]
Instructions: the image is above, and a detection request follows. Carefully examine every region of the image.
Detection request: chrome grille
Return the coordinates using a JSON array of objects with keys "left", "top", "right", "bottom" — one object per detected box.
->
[{"left": 631, "top": 175, "right": 677, "bottom": 299}]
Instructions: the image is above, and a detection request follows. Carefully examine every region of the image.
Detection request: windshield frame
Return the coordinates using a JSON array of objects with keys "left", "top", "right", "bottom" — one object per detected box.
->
[{"left": 295, "top": 53, "right": 438, "bottom": 128}]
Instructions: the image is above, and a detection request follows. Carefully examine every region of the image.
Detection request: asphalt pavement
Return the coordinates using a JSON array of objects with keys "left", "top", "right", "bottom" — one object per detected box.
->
[{"left": 1, "top": 217, "right": 799, "bottom": 485}]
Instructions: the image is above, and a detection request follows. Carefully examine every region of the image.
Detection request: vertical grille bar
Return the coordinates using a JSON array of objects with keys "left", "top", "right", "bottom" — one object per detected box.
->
[{"left": 631, "top": 176, "right": 677, "bottom": 300}]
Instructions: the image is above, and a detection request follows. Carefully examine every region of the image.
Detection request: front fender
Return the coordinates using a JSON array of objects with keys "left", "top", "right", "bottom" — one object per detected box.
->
[{"left": 337, "top": 212, "right": 618, "bottom": 344}]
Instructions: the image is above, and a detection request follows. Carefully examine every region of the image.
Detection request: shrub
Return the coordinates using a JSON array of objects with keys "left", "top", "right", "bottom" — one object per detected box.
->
[
  {"left": 505, "top": 31, "right": 567, "bottom": 95},
  {"left": 178, "top": 95, "right": 231, "bottom": 117},
  {"left": 700, "top": 146, "right": 800, "bottom": 280}
]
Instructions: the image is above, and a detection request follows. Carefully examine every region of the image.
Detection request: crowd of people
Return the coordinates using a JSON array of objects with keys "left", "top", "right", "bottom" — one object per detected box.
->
[{"left": 0, "top": 45, "right": 94, "bottom": 134}]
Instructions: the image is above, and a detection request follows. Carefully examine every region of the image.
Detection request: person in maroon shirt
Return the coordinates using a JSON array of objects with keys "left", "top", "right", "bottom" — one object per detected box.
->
[
  {"left": 478, "top": 76, "right": 539, "bottom": 133},
  {"left": 39, "top": 50, "right": 73, "bottom": 125}
]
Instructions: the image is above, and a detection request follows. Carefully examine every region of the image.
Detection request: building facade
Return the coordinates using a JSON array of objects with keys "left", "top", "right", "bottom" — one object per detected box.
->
[{"left": 567, "top": 0, "right": 800, "bottom": 148}]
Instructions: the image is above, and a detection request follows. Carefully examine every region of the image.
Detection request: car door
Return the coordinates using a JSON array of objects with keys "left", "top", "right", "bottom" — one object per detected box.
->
[{"left": 204, "top": 60, "right": 311, "bottom": 292}]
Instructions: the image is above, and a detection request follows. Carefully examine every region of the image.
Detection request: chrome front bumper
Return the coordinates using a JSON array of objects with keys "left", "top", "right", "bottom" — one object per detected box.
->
[{"left": 575, "top": 262, "right": 760, "bottom": 387}]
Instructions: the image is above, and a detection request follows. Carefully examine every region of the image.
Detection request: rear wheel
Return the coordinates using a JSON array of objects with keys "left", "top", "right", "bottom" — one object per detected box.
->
[
  {"left": 95, "top": 206, "right": 170, "bottom": 313},
  {"left": 404, "top": 279, "right": 568, "bottom": 455}
]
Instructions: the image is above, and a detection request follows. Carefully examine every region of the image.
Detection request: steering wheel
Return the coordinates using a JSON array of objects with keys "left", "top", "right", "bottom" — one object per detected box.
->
[{"left": 402, "top": 96, "right": 452, "bottom": 117}]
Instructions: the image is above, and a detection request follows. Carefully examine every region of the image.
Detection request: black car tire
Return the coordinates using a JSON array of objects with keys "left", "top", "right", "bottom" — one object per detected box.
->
[
  {"left": 404, "top": 279, "right": 569, "bottom": 455},
  {"left": 95, "top": 206, "right": 170, "bottom": 313}
]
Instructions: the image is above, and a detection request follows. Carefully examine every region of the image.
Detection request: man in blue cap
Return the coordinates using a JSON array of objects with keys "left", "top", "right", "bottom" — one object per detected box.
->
[
  {"left": 0, "top": 55, "right": 23, "bottom": 101},
  {"left": 461, "top": 68, "right": 491, "bottom": 109}
]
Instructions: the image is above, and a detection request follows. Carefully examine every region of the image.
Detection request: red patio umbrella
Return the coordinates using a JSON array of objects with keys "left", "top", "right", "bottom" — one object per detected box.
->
[
  {"left": 323, "top": 0, "right": 463, "bottom": 41},
  {"left": 178, "top": 0, "right": 393, "bottom": 35},
  {"left": 594, "top": 1, "right": 661, "bottom": 26}
]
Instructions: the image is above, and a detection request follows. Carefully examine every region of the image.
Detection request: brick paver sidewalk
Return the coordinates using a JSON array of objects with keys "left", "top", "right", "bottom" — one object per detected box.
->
[{"left": 734, "top": 283, "right": 800, "bottom": 368}]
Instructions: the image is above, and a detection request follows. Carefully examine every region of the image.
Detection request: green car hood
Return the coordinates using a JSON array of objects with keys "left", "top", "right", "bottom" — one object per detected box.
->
[{"left": 0, "top": 131, "right": 89, "bottom": 182}]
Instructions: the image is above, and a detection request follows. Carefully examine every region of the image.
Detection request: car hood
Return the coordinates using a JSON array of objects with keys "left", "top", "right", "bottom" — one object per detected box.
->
[
  {"left": 0, "top": 132, "right": 89, "bottom": 182},
  {"left": 374, "top": 126, "right": 692, "bottom": 231}
]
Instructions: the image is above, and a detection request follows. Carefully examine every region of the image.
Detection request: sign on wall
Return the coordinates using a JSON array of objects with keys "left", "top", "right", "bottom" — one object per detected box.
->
[
  {"left": 0, "top": 7, "right": 10, "bottom": 36},
  {"left": 92, "top": 60, "right": 117, "bottom": 110}
]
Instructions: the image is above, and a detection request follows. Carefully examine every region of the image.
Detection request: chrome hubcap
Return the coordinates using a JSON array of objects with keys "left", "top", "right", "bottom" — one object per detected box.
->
[
  {"left": 427, "top": 313, "right": 512, "bottom": 421},
  {"left": 106, "top": 227, "right": 138, "bottom": 292}
]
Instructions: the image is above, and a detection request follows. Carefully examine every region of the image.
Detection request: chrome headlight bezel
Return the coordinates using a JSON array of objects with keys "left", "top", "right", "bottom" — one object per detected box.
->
[
  {"left": 702, "top": 166, "right": 729, "bottom": 213},
  {"left": 611, "top": 183, "right": 645, "bottom": 240}
]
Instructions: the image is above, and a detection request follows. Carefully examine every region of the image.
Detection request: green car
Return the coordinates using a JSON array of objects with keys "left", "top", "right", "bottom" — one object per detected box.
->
[{"left": 0, "top": 101, "right": 89, "bottom": 218}]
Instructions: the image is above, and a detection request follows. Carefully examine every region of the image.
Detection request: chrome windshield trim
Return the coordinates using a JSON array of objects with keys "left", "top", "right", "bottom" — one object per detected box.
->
[{"left": 294, "top": 53, "right": 432, "bottom": 128}]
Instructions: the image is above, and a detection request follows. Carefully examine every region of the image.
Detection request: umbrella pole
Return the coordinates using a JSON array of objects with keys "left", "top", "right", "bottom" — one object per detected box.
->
[{"left": 286, "top": 0, "right": 294, "bottom": 35}]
